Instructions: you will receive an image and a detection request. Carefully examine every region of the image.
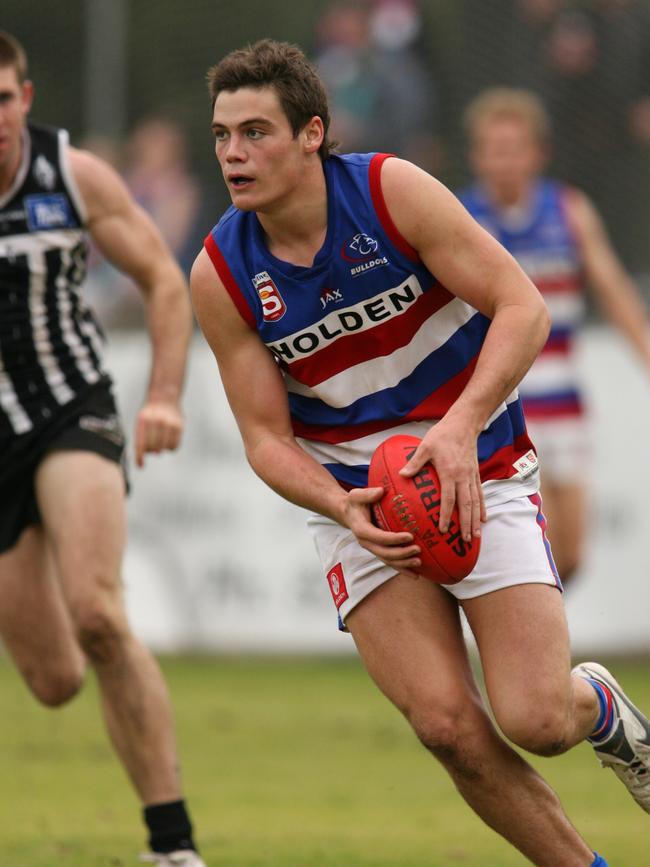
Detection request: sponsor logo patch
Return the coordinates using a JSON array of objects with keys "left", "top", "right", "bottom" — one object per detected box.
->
[
  {"left": 326, "top": 562, "right": 349, "bottom": 609},
  {"left": 513, "top": 450, "right": 538, "bottom": 479},
  {"left": 341, "top": 231, "right": 388, "bottom": 277},
  {"left": 78, "top": 414, "right": 125, "bottom": 447},
  {"left": 25, "top": 194, "right": 75, "bottom": 231},
  {"left": 252, "top": 271, "right": 287, "bottom": 322},
  {"left": 319, "top": 287, "right": 344, "bottom": 309},
  {"left": 341, "top": 232, "right": 379, "bottom": 261}
]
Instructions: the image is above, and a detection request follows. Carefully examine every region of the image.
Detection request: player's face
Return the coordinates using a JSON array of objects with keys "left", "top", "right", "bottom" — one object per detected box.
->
[
  {"left": 470, "top": 118, "right": 546, "bottom": 204},
  {"left": 212, "top": 86, "right": 319, "bottom": 212},
  {"left": 0, "top": 65, "right": 33, "bottom": 182}
]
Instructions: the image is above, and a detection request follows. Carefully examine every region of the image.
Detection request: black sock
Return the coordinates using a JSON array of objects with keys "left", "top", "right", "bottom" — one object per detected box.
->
[{"left": 143, "top": 799, "right": 197, "bottom": 854}]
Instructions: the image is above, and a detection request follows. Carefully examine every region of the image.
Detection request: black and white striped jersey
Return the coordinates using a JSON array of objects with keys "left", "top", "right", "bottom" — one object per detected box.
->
[{"left": 0, "top": 122, "right": 110, "bottom": 438}]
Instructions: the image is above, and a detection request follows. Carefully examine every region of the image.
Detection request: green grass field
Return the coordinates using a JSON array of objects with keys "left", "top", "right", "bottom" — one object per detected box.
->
[{"left": 1, "top": 655, "right": 648, "bottom": 866}]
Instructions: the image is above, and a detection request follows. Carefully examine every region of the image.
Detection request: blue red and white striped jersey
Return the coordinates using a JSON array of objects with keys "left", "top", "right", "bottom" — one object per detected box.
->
[
  {"left": 206, "top": 153, "right": 538, "bottom": 502},
  {"left": 459, "top": 179, "right": 586, "bottom": 421}
]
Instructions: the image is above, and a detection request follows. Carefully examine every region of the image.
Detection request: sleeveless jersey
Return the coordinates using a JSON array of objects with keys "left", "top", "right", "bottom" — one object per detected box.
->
[
  {"left": 459, "top": 180, "right": 586, "bottom": 421},
  {"left": 206, "top": 153, "right": 538, "bottom": 503},
  {"left": 0, "top": 122, "right": 108, "bottom": 438}
]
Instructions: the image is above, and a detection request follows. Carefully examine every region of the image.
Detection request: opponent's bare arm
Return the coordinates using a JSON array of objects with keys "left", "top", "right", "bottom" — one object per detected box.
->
[
  {"left": 380, "top": 157, "right": 550, "bottom": 540},
  {"left": 190, "top": 249, "right": 422, "bottom": 576},
  {"left": 69, "top": 148, "right": 192, "bottom": 466},
  {"left": 566, "top": 188, "right": 650, "bottom": 370}
]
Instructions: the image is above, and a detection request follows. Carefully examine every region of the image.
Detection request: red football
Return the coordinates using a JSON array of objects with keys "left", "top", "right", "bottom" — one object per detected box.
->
[{"left": 368, "top": 434, "right": 480, "bottom": 584}]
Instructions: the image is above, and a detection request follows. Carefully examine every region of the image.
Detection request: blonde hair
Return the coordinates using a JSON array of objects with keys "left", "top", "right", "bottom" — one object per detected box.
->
[{"left": 463, "top": 87, "right": 551, "bottom": 144}]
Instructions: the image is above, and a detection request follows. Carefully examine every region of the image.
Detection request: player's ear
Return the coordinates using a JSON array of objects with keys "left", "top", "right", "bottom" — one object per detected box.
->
[
  {"left": 303, "top": 116, "right": 324, "bottom": 155},
  {"left": 21, "top": 79, "right": 34, "bottom": 113}
]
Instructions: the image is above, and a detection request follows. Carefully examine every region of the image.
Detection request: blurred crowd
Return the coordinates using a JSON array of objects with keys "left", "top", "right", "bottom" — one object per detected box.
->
[
  {"left": 83, "top": 0, "right": 650, "bottom": 326},
  {"left": 462, "top": 0, "right": 650, "bottom": 269},
  {"left": 84, "top": 116, "right": 206, "bottom": 327},
  {"left": 313, "top": 0, "right": 442, "bottom": 174}
]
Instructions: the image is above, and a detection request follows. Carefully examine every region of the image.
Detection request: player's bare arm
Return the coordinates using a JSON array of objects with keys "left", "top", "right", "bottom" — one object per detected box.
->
[
  {"left": 69, "top": 147, "right": 192, "bottom": 466},
  {"left": 379, "top": 157, "right": 550, "bottom": 540},
  {"left": 566, "top": 188, "right": 650, "bottom": 370},
  {"left": 190, "top": 249, "right": 422, "bottom": 575}
]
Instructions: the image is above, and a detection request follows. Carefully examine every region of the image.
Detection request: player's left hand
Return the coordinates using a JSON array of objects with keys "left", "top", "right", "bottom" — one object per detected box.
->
[
  {"left": 398, "top": 416, "right": 486, "bottom": 542},
  {"left": 134, "top": 399, "right": 184, "bottom": 467}
]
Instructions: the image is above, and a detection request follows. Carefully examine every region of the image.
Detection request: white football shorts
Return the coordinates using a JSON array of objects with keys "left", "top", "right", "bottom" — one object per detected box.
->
[
  {"left": 307, "top": 493, "right": 562, "bottom": 629},
  {"left": 526, "top": 416, "right": 591, "bottom": 484}
]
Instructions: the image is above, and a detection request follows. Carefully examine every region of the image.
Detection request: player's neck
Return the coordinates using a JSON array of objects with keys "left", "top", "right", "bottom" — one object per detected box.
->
[
  {"left": 486, "top": 178, "right": 537, "bottom": 210},
  {"left": 257, "top": 163, "right": 328, "bottom": 268},
  {"left": 0, "top": 140, "right": 23, "bottom": 196}
]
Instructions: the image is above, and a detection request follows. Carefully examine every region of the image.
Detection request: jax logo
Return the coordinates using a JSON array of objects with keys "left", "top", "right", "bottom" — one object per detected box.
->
[
  {"left": 341, "top": 231, "right": 379, "bottom": 262},
  {"left": 319, "top": 287, "right": 344, "bottom": 310},
  {"left": 252, "top": 271, "right": 287, "bottom": 322}
]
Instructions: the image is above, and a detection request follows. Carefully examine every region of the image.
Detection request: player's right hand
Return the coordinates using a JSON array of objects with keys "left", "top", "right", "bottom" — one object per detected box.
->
[
  {"left": 134, "top": 398, "right": 184, "bottom": 467},
  {"left": 343, "top": 486, "right": 422, "bottom": 578}
]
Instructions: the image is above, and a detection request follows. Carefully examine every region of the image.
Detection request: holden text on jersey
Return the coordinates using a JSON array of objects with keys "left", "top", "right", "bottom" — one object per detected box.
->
[{"left": 268, "top": 279, "right": 420, "bottom": 363}]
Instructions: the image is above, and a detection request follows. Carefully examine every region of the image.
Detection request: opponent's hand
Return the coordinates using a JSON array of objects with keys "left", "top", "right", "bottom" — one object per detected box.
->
[
  {"left": 399, "top": 417, "right": 486, "bottom": 542},
  {"left": 342, "top": 486, "right": 423, "bottom": 578},
  {"left": 134, "top": 399, "right": 184, "bottom": 467}
]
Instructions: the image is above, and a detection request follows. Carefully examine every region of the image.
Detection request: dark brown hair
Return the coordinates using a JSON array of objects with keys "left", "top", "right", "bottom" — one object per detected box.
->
[
  {"left": 207, "top": 39, "right": 335, "bottom": 160},
  {"left": 0, "top": 31, "right": 28, "bottom": 83}
]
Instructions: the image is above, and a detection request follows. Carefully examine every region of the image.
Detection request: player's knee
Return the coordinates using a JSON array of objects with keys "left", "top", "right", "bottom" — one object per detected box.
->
[
  {"left": 75, "top": 605, "right": 128, "bottom": 665},
  {"left": 408, "top": 699, "right": 483, "bottom": 774},
  {"left": 28, "top": 666, "right": 85, "bottom": 707},
  {"left": 500, "top": 707, "right": 570, "bottom": 757}
]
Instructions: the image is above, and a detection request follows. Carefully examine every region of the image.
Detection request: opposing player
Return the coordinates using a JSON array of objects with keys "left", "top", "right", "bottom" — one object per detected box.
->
[
  {"left": 191, "top": 40, "right": 650, "bottom": 865},
  {"left": 460, "top": 87, "right": 650, "bottom": 584},
  {"left": 0, "top": 32, "right": 205, "bottom": 867}
]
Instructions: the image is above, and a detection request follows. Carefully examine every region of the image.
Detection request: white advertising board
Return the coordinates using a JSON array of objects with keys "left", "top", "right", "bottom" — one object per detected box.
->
[{"left": 106, "top": 328, "right": 650, "bottom": 655}]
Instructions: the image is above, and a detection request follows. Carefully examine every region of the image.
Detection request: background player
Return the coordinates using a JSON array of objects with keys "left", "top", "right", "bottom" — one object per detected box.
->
[
  {"left": 191, "top": 39, "right": 650, "bottom": 866},
  {"left": 0, "top": 31, "right": 204, "bottom": 867},
  {"left": 459, "top": 87, "right": 650, "bottom": 584}
]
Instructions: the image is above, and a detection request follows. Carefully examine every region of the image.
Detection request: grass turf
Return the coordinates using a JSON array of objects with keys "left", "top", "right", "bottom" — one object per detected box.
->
[{"left": 0, "top": 655, "right": 648, "bottom": 866}]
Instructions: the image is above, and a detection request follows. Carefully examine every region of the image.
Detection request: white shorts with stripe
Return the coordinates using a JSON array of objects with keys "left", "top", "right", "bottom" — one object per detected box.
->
[{"left": 308, "top": 493, "right": 562, "bottom": 629}]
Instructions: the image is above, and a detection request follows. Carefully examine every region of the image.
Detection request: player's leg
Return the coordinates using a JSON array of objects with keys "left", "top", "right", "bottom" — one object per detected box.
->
[
  {"left": 0, "top": 526, "right": 86, "bottom": 706},
  {"left": 462, "top": 583, "right": 598, "bottom": 753},
  {"left": 453, "top": 492, "right": 592, "bottom": 757},
  {"left": 35, "top": 449, "right": 199, "bottom": 856},
  {"left": 463, "top": 572, "right": 650, "bottom": 813},
  {"left": 539, "top": 478, "right": 586, "bottom": 584},
  {"left": 346, "top": 574, "right": 597, "bottom": 867}
]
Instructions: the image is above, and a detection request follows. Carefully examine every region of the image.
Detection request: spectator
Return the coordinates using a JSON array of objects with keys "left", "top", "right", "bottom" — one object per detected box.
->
[
  {"left": 514, "top": 0, "right": 650, "bottom": 270},
  {"left": 84, "top": 117, "right": 204, "bottom": 327},
  {"left": 124, "top": 116, "right": 202, "bottom": 276},
  {"left": 459, "top": 87, "right": 650, "bottom": 584},
  {"left": 315, "top": 0, "right": 442, "bottom": 173}
]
